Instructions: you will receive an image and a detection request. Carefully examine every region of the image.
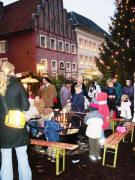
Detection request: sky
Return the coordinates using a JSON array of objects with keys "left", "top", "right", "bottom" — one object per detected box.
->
[{"left": 1, "top": 0, "right": 115, "bottom": 33}]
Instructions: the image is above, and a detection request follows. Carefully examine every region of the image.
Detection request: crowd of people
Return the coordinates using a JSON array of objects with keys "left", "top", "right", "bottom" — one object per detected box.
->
[{"left": 0, "top": 61, "right": 134, "bottom": 179}]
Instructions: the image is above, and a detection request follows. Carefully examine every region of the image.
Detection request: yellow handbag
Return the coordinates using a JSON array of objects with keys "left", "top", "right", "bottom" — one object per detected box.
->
[
  {"left": 1, "top": 96, "right": 26, "bottom": 129},
  {"left": 5, "top": 110, "right": 26, "bottom": 129}
]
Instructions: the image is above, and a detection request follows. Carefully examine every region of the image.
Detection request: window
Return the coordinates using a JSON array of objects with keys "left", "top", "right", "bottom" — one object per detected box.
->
[
  {"left": 84, "top": 40, "right": 88, "bottom": 49},
  {"left": 66, "top": 62, "right": 71, "bottom": 71},
  {"left": 89, "top": 41, "right": 92, "bottom": 49},
  {"left": 56, "top": 21, "right": 59, "bottom": 33},
  {"left": 89, "top": 57, "right": 93, "bottom": 65},
  {"left": 39, "top": 59, "right": 48, "bottom": 74},
  {"left": 79, "top": 38, "right": 83, "bottom": 48},
  {"left": 52, "top": 72, "right": 57, "bottom": 79},
  {"left": 40, "top": 35, "right": 47, "bottom": 48},
  {"left": 98, "top": 43, "right": 102, "bottom": 52},
  {"left": 0, "top": 41, "right": 8, "bottom": 53},
  {"left": 50, "top": 38, "right": 56, "bottom": 50},
  {"left": 93, "top": 42, "right": 96, "bottom": 51},
  {"left": 58, "top": 40, "right": 64, "bottom": 51},
  {"left": 71, "top": 44, "right": 76, "bottom": 54},
  {"left": 79, "top": 54, "right": 84, "bottom": 64},
  {"left": 51, "top": 60, "right": 57, "bottom": 71},
  {"left": 72, "top": 63, "right": 76, "bottom": 71},
  {"left": 61, "top": 24, "right": 64, "bottom": 34},
  {"left": 59, "top": 61, "right": 65, "bottom": 70},
  {"left": 41, "top": 59, "right": 47, "bottom": 70},
  {"left": 65, "top": 42, "right": 70, "bottom": 53},
  {"left": 51, "top": 20, "right": 55, "bottom": 31},
  {"left": 85, "top": 56, "right": 88, "bottom": 65}
]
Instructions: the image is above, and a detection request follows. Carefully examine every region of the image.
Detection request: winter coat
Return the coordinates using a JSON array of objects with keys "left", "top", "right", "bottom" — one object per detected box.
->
[
  {"left": 117, "top": 101, "right": 132, "bottom": 119},
  {"left": 105, "top": 87, "right": 117, "bottom": 110},
  {"left": 44, "top": 118, "right": 64, "bottom": 142},
  {"left": 39, "top": 83, "right": 57, "bottom": 108},
  {"left": 71, "top": 92, "right": 85, "bottom": 113},
  {"left": 114, "top": 82, "right": 122, "bottom": 103},
  {"left": 122, "top": 86, "right": 134, "bottom": 107},
  {"left": 84, "top": 111, "right": 103, "bottom": 138},
  {"left": 96, "top": 92, "right": 110, "bottom": 130},
  {"left": 0, "top": 76, "right": 30, "bottom": 148},
  {"left": 60, "top": 85, "right": 71, "bottom": 108}
]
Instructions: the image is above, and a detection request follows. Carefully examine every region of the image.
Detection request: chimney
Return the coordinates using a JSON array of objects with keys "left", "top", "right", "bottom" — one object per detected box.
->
[{"left": 0, "top": 1, "right": 3, "bottom": 19}]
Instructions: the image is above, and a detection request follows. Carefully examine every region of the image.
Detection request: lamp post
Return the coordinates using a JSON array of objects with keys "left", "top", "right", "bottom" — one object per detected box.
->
[{"left": 132, "top": 72, "right": 135, "bottom": 122}]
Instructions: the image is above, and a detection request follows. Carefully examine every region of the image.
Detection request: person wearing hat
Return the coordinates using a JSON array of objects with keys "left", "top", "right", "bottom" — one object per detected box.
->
[
  {"left": 84, "top": 103, "right": 103, "bottom": 161},
  {"left": 96, "top": 92, "right": 110, "bottom": 143},
  {"left": 60, "top": 80, "right": 72, "bottom": 109},
  {"left": 42, "top": 108, "right": 64, "bottom": 162}
]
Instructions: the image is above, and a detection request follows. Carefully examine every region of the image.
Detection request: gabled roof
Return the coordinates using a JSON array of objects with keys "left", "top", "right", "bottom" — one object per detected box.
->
[
  {"left": 0, "top": 0, "right": 41, "bottom": 37},
  {"left": 68, "top": 11, "right": 109, "bottom": 37}
]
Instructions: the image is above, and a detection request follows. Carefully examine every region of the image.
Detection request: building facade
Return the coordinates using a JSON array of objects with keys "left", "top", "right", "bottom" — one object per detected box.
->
[
  {"left": 68, "top": 12, "right": 108, "bottom": 79},
  {"left": 0, "top": 0, "right": 77, "bottom": 78}
]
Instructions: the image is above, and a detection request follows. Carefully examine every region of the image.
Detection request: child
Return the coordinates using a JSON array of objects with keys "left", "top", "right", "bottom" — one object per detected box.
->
[
  {"left": 34, "top": 96, "right": 45, "bottom": 116},
  {"left": 117, "top": 94, "right": 132, "bottom": 123},
  {"left": 68, "top": 84, "right": 85, "bottom": 128},
  {"left": 84, "top": 103, "right": 103, "bottom": 161},
  {"left": 96, "top": 92, "right": 110, "bottom": 143},
  {"left": 43, "top": 108, "right": 64, "bottom": 162},
  {"left": 25, "top": 97, "right": 40, "bottom": 137}
]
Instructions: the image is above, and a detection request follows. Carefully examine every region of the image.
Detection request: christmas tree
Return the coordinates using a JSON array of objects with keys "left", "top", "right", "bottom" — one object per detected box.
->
[{"left": 96, "top": 0, "right": 135, "bottom": 85}]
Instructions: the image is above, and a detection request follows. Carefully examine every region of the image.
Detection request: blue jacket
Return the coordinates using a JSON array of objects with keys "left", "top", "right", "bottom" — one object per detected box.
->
[
  {"left": 71, "top": 92, "right": 85, "bottom": 112},
  {"left": 114, "top": 82, "right": 122, "bottom": 102},
  {"left": 84, "top": 111, "right": 103, "bottom": 124},
  {"left": 44, "top": 119, "right": 64, "bottom": 142}
]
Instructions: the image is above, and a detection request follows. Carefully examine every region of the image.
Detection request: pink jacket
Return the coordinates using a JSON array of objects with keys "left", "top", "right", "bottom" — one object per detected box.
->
[{"left": 96, "top": 92, "right": 109, "bottom": 130}]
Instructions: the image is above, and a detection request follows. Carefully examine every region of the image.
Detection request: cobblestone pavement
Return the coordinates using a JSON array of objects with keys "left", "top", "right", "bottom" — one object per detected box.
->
[{"left": 11, "top": 131, "right": 135, "bottom": 180}]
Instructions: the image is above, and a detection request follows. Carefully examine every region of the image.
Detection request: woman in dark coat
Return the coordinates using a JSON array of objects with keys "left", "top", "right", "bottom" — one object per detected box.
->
[{"left": 0, "top": 62, "right": 32, "bottom": 180}]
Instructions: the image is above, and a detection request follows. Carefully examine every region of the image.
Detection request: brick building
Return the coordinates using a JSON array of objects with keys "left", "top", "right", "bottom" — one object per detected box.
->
[{"left": 0, "top": 0, "right": 77, "bottom": 78}]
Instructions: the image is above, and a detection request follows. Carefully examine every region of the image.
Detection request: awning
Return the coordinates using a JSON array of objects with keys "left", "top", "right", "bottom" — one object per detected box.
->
[{"left": 21, "top": 76, "right": 39, "bottom": 83}]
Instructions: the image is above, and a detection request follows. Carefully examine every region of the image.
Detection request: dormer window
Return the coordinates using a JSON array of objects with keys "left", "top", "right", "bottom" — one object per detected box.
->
[{"left": 0, "top": 41, "right": 8, "bottom": 53}]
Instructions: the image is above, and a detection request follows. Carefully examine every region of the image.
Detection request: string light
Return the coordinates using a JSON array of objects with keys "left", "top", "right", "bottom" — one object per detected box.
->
[
  {"left": 115, "top": 51, "right": 119, "bottom": 55},
  {"left": 118, "top": 32, "right": 120, "bottom": 35},
  {"left": 128, "top": 58, "right": 132, "bottom": 61},
  {"left": 122, "top": 49, "right": 125, "bottom": 51}
]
